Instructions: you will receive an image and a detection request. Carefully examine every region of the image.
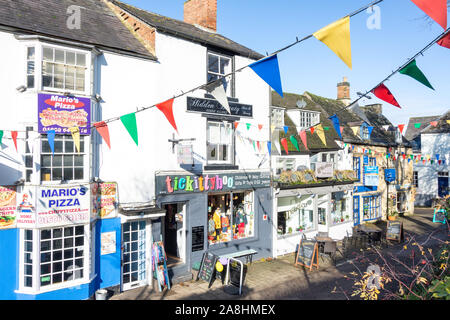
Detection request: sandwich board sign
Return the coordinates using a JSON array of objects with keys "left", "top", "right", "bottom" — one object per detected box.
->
[
  {"left": 196, "top": 251, "right": 218, "bottom": 288},
  {"left": 386, "top": 221, "right": 403, "bottom": 243},
  {"left": 295, "top": 237, "right": 319, "bottom": 271}
]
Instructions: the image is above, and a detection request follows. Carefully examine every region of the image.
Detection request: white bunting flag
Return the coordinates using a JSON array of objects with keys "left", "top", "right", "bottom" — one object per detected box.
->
[{"left": 205, "top": 79, "right": 231, "bottom": 114}]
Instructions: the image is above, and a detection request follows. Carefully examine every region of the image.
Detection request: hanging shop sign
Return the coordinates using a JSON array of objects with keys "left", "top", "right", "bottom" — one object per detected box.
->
[
  {"left": 0, "top": 186, "right": 17, "bottom": 229},
  {"left": 156, "top": 171, "right": 271, "bottom": 195},
  {"left": 38, "top": 93, "right": 91, "bottom": 135},
  {"left": 187, "top": 96, "right": 253, "bottom": 118},
  {"left": 98, "top": 182, "right": 118, "bottom": 219},
  {"left": 364, "top": 166, "right": 379, "bottom": 187},
  {"left": 36, "top": 185, "right": 90, "bottom": 228},
  {"left": 315, "top": 162, "right": 334, "bottom": 178},
  {"left": 384, "top": 169, "right": 396, "bottom": 183},
  {"left": 177, "top": 143, "right": 194, "bottom": 165}
]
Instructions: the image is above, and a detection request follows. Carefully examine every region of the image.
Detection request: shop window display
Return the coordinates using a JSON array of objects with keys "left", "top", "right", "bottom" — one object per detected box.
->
[
  {"left": 277, "top": 195, "right": 314, "bottom": 236},
  {"left": 207, "top": 191, "right": 254, "bottom": 245},
  {"left": 331, "top": 191, "right": 351, "bottom": 225}
]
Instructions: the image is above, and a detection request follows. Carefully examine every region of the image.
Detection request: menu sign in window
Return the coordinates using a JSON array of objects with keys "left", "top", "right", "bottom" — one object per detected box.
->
[
  {"left": 0, "top": 186, "right": 17, "bottom": 229},
  {"left": 192, "top": 226, "right": 204, "bottom": 252}
]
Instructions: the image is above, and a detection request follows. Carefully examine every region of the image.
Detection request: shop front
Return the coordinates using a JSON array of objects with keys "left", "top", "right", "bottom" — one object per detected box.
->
[
  {"left": 154, "top": 170, "right": 272, "bottom": 282},
  {"left": 273, "top": 183, "right": 353, "bottom": 257}
]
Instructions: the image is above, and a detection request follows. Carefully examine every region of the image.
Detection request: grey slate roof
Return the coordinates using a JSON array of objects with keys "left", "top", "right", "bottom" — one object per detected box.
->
[
  {"left": 109, "top": 0, "right": 265, "bottom": 60},
  {"left": 404, "top": 115, "right": 443, "bottom": 140},
  {"left": 0, "top": 0, "right": 155, "bottom": 59},
  {"left": 418, "top": 110, "right": 450, "bottom": 135}
]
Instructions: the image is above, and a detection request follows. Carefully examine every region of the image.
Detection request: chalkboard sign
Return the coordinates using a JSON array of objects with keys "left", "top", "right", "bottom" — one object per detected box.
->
[
  {"left": 433, "top": 209, "right": 447, "bottom": 224},
  {"left": 192, "top": 226, "right": 204, "bottom": 252},
  {"left": 197, "top": 251, "right": 218, "bottom": 288},
  {"left": 386, "top": 221, "right": 403, "bottom": 242},
  {"left": 295, "top": 238, "right": 319, "bottom": 271}
]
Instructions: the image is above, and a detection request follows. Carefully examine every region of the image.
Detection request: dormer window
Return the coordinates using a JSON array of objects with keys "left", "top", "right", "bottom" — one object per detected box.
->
[
  {"left": 207, "top": 51, "right": 233, "bottom": 96},
  {"left": 299, "top": 111, "right": 320, "bottom": 129},
  {"left": 271, "top": 107, "right": 285, "bottom": 128}
]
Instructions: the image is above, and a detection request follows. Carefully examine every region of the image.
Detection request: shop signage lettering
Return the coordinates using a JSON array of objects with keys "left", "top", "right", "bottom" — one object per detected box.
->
[
  {"left": 38, "top": 93, "right": 91, "bottom": 135},
  {"left": 187, "top": 97, "right": 253, "bottom": 117},
  {"left": 156, "top": 172, "right": 270, "bottom": 195},
  {"left": 41, "top": 187, "right": 86, "bottom": 207},
  {"left": 315, "top": 162, "right": 334, "bottom": 178}
]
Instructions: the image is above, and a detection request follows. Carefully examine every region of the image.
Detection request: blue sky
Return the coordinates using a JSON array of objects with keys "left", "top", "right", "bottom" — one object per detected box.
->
[{"left": 121, "top": 0, "right": 449, "bottom": 126}]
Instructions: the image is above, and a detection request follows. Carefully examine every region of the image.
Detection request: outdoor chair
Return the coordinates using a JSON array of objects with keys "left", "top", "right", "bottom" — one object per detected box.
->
[{"left": 323, "top": 241, "right": 337, "bottom": 265}]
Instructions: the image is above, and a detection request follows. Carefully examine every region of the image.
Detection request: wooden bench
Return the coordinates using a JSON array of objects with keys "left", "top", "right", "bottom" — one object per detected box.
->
[{"left": 220, "top": 249, "right": 258, "bottom": 265}]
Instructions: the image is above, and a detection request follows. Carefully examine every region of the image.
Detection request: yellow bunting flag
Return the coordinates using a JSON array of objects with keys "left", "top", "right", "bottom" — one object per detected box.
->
[
  {"left": 316, "top": 124, "right": 327, "bottom": 146},
  {"left": 313, "top": 16, "right": 352, "bottom": 69},
  {"left": 351, "top": 126, "right": 359, "bottom": 136},
  {"left": 69, "top": 127, "right": 80, "bottom": 153}
]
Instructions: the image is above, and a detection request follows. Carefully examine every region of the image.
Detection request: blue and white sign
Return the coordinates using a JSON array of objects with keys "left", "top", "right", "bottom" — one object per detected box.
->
[
  {"left": 364, "top": 166, "right": 379, "bottom": 187},
  {"left": 385, "top": 169, "right": 396, "bottom": 183}
]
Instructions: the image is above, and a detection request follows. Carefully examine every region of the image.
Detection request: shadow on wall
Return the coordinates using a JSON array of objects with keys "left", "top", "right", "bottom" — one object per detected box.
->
[{"left": 0, "top": 161, "right": 23, "bottom": 185}]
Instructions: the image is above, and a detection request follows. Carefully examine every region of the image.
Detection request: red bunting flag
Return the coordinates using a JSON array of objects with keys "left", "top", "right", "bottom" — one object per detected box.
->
[
  {"left": 299, "top": 130, "right": 308, "bottom": 150},
  {"left": 410, "top": 0, "right": 447, "bottom": 30},
  {"left": 371, "top": 84, "right": 401, "bottom": 108},
  {"left": 94, "top": 121, "right": 111, "bottom": 149},
  {"left": 439, "top": 160, "right": 442, "bottom": 165},
  {"left": 234, "top": 122, "right": 239, "bottom": 130},
  {"left": 258, "top": 124, "right": 263, "bottom": 131},
  {"left": 430, "top": 121, "right": 438, "bottom": 127},
  {"left": 281, "top": 138, "right": 289, "bottom": 155},
  {"left": 340, "top": 126, "right": 344, "bottom": 135},
  {"left": 398, "top": 124, "right": 405, "bottom": 134},
  {"left": 11, "top": 131, "right": 18, "bottom": 151},
  {"left": 437, "top": 32, "right": 450, "bottom": 49},
  {"left": 156, "top": 99, "right": 178, "bottom": 133},
  {"left": 310, "top": 127, "right": 315, "bottom": 135}
]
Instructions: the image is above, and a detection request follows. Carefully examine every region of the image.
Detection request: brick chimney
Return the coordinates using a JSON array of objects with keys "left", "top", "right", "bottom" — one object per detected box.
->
[
  {"left": 337, "top": 77, "right": 351, "bottom": 106},
  {"left": 184, "top": 0, "right": 217, "bottom": 32}
]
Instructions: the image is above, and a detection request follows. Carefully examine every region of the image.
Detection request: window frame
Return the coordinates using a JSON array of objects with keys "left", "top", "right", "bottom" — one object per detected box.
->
[
  {"left": 207, "top": 51, "right": 234, "bottom": 97},
  {"left": 362, "top": 195, "right": 381, "bottom": 221},
  {"left": 275, "top": 157, "right": 296, "bottom": 175},
  {"left": 299, "top": 110, "right": 320, "bottom": 129},
  {"left": 18, "top": 225, "right": 90, "bottom": 294},
  {"left": 26, "top": 46, "right": 36, "bottom": 89},
  {"left": 271, "top": 107, "right": 285, "bottom": 128},
  {"left": 206, "top": 120, "right": 234, "bottom": 165},
  {"left": 413, "top": 171, "right": 418, "bottom": 188},
  {"left": 353, "top": 157, "right": 361, "bottom": 182}
]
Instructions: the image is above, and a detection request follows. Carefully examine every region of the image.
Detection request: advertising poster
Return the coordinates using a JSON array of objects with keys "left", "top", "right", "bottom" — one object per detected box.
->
[
  {"left": 36, "top": 185, "right": 90, "bottom": 228},
  {"left": 38, "top": 93, "right": 91, "bottom": 135},
  {"left": 98, "top": 182, "right": 118, "bottom": 219},
  {"left": 101, "top": 231, "right": 117, "bottom": 255},
  {"left": 16, "top": 187, "right": 36, "bottom": 228},
  {"left": 0, "top": 186, "right": 17, "bottom": 229},
  {"left": 364, "top": 166, "right": 379, "bottom": 187}
]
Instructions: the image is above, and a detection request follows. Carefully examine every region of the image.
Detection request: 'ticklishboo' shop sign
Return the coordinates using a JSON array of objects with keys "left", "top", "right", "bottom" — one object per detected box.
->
[{"left": 156, "top": 171, "right": 271, "bottom": 195}]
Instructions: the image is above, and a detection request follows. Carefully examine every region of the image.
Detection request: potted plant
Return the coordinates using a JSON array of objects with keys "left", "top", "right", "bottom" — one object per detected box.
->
[
  {"left": 288, "top": 227, "right": 293, "bottom": 234},
  {"left": 388, "top": 210, "right": 398, "bottom": 221}
]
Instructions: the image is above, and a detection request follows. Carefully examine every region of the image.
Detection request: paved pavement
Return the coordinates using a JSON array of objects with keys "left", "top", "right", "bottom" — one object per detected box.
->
[{"left": 111, "top": 208, "right": 449, "bottom": 300}]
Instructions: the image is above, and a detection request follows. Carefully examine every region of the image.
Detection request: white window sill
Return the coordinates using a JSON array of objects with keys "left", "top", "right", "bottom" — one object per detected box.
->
[{"left": 15, "top": 274, "right": 96, "bottom": 295}]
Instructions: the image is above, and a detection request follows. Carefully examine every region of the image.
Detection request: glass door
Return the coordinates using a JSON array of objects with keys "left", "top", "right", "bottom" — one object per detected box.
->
[
  {"left": 122, "top": 220, "right": 147, "bottom": 291},
  {"left": 353, "top": 196, "right": 360, "bottom": 226}
]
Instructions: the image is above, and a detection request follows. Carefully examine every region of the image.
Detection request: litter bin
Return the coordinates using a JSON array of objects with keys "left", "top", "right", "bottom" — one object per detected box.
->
[{"left": 95, "top": 289, "right": 108, "bottom": 300}]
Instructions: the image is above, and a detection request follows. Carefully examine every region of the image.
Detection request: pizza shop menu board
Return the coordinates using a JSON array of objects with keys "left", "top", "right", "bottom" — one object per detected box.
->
[
  {"left": 295, "top": 239, "right": 319, "bottom": 270},
  {"left": 386, "top": 221, "right": 402, "bottom": 242},
  {"left": 197, "top": 251, "right": 218, "bottom": 288}
]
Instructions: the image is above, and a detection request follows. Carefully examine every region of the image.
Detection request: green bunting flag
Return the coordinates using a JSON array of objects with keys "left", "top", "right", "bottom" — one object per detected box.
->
[
  {"left": 399, "top": 59, "right": 434, "bottom": 90},
  {"left": 0, "top": 130, "right": 3, "bottom": 146},
  {"left": 120, "top": 113, "right": 139, "bottom": 146},
  {"left": 290, "top": 135, "right": 300, "bottom": 151},
  {"left": 324, "top": 126, "right": 330, "bottom": 131},
  {"left": 247, "top": 123, "right": 251, "bottom": 130},
  {"left": 414, "top": 123, "right": 422, "bottom": 129}
]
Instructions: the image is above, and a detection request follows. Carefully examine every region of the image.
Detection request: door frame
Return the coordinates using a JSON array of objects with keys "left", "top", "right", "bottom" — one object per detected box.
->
[
  {"left": 161, "top": 202, "right": 187, "bottom": 265},
  {"left": 353, "top": 195, "right": 360, "bottom": 226}
]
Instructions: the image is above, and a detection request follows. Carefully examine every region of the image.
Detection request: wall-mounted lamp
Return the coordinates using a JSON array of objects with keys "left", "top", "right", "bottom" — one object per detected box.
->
[{"left": 16, "top": 85, "right": 27, "bottom": 93}]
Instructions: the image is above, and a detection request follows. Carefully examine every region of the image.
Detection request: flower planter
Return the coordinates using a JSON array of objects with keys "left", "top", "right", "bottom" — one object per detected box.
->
[{"left": 388, "top": 216, "right": 396, "bottom": 221}]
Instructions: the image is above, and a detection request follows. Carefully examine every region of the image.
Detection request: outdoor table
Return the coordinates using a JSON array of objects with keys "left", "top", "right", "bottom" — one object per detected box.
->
[
  {"left": 356, "top": 224, "right": 382, "bottom": 244},
  {"left": 315, "top": 236, "right": 333, "bottom": 253}
]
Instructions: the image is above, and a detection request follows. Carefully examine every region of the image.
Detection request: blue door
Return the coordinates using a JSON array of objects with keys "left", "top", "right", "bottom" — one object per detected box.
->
[
  {"left": 438, "top": 177, "right": 449, "bottom": 198},
  {"left": 353, "top": 196, "right": 360, "bottom": 226}
]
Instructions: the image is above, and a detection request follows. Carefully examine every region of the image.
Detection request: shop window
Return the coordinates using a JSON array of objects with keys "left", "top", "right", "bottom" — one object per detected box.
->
[
  {"left": 369, "top": 157, "right": 376, "bottom": 166},
  {"left": 42, "top": 46, "right": 87, "bottom": 93},
  {"left": 413, "top": 171, "right": 418, "bottom": 188},
  {"left": 331, "top": 191, "right": 351, "bottom": 225},
  {"left": 207, "top": 51, "right": 233, "bottom": 96},
  {"left": 317, "top": 194, "right": 328, "bottom": 225},
  {"left": 40, "top": 134, "right": 85, "bottom": 182},
  {"left": 207, "top": 121, "right": 233, "bottom": 165},
  {"left": 353, "top": 157, "right": 361, "bottom": 181},
  {"left": 207, "top": 191, "right": 254, "bottom": 245},
  {"left": 362, "top": 195, "right": 381, "bottom": 221},
  {"left": 275, "top": 157, "right": 296, "bottom": 174},
  {"left": 26, "top": 47, "right": 35, "bottom": 88},
  {"left": 20, "top": 225, "right": 88, "bottom": 292},
  {"left": 277, "top": 195, "right": 314, "bottom": 236}
]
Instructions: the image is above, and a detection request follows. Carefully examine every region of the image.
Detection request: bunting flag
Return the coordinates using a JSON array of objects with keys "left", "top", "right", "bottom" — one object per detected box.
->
[
  {"left": 310, "top": 126, "right": 315, "bottom": 135},
  {"left": 398, "top": 124, "right": 405, "bottom": 134},
  {"left": 447, "top": 120, "right": 450, "bottom": 124},
  {"left": 258, "top": 124, "right": 263, "bottom": 131},
  {"left": 371, "top": 84, "right": 401, "bottom": 108},
  {"left": 281, "top": 137, "right": 289, "bottom": 154},
  {"left": 0, "top": 130, "right": 3, "bottom": 146},
  {"left": 316, "top": 124, "right": 327, "bottom": 146},
  {"left": 270, "top": 125, "right": 276, "bottom": 133},
  {"left": 156, "top": 99, "right": 178, "bottom": 133},
  {"left": 329, "top": 114, "right": 342, "bottom": 139},
  {"left": 235, "top": 122, "right": 240, "bottom": 130},
  {"left": 399, "top": 59, "right": 434, "bottom": 90},
  {"left": 120, "top": 113, "right": 139, "bottom": 146},
  {"left": 414, "top": 123, "right": 422, "bottom": 129},
  {"left": 313, "top": 16, "right": 352, "bottom": 69},
  {"left": 290, "top": 135, "right": 300, "bottom": 151},
  {"left": 367, "top": 126, "right": 374, "bottom": 136},
  {"left": 430, "top": 121, "right": 438, "bottom": 127},
  {"left": 11, "top": 131, "right": 18, "bottom": 152},
  {"left": 249, "top": 54, "right": 283, "bottom": 97},
  {"left": 247, "top": 123, "right": 252, "bottom": 130},
  {"left": 299, "top": 130, "right": 308, "bottom": 150},
  {"left": 410, "top": 0, "right": 447, "bottom": 30},
  {"left": 267, "top": 141, "right": 272, "bottom": 155},
  {"left": 436, "top": 154, "right": 440, "bottom": 161},
  {"left": 351, "top": 126, "right": 359, "bottom": 136},
  {"left": 69, "top": 127, "right": 81, "bottom": 153},
  {"left": 47, "top": 130, "right": 55, "bottom": 156},
  {"left": 324, "top": 126, "right": 330, "bottom": 131},
  {"left": 283, "top": 126, "right": 289, "bottom": 134},
  {"left": 382, "top": 125, "right": 390, "bottom": 131},
  {"left": 94, "top": 121, "right": 111, "bottom": 149},
  {"left": 205, "top": 79, "right": 231, "bottom": 114},
  {"left": 437, "top": 32, "right": 450, "bottom": 49},
  {"left": 340, "top": 126, "right": 344, "bottom": 136}
]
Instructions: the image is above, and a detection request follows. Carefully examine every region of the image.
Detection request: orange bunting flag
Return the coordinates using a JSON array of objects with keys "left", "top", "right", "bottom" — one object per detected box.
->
[
  {"left": 235, "top": 122, "right": 240, "bottom": 130},
  {"left": 398, "top": 124, "right": 405, "bottom": 134},
  {"left": 258, "top": 124, "right": 263, "bottom": 131},
  {"left": 281, "top": 138, "right": 289, "bottom": 155},
  {"left": 310, "top": 127, "right": 315, "bottom": 135},
  {"left": 94, "top": 121, "right": 111, "bottom": 149},
  {"left": 156, "top": 98, "right": 178, "bottom": 133},
  {"left": 299, "top": 130, "right": 308, "bottom": 150},
  {"left": 11, "top": 131, "right": 18, "bottom": 152}
]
